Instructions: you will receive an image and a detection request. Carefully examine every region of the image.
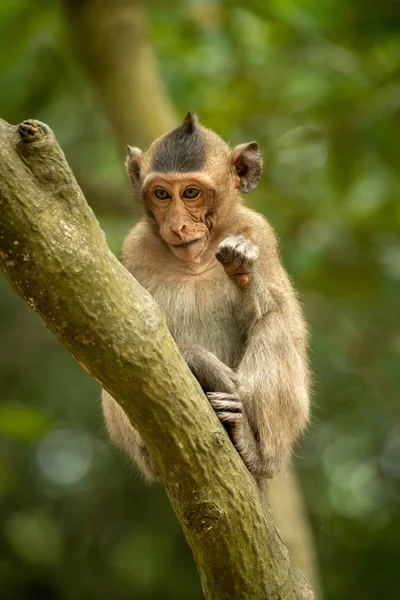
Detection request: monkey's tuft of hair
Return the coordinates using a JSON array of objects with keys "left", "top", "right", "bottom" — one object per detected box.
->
[
  {"left": 183, "top": 111, "right": 199, "bottom": 133},
  {"left": 151, "top": 112, "right": 205, "bottom": 173}
]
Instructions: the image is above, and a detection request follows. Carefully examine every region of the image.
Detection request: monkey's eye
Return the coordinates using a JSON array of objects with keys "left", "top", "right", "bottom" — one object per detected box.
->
[
  {"left": 154, "top": 188, "right": 170, "bottom": 200},
  {"left": 183, "top": 187, "right": 200, "bottom": 199}
]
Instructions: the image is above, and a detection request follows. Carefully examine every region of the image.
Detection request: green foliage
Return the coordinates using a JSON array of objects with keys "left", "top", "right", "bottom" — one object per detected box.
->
[
  {"left": 0, "top": 404, "right": 51, "bottom": 441},
  {"left": 5, "top": 509, "right": 63, "bottom": 566},
  {"left": 1, "top": 0, "right": 400, "bottom": 598}
]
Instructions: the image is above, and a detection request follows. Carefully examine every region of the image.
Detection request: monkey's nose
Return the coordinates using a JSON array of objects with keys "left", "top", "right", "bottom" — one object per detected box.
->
[{"left": 170, "top": 222, "right": 187, "bottom": 236}]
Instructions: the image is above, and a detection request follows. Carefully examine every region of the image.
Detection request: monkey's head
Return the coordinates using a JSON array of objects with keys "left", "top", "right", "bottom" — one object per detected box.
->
[{"left": 126, "top": 112, "right": 262, "bottom": 263}]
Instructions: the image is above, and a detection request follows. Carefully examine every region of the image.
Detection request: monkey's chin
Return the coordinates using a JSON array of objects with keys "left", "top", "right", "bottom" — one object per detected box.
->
[{"left": 169, "top": 237, "right": 207, "bottom": 263}]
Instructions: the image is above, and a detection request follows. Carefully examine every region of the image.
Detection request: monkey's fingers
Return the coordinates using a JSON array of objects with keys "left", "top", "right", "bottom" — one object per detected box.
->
[
  {"left": 221, "top": 263, "right": 250, "bottom": 278},
  {"left": 215, "top": 411, "right": 243, "bottom": 424},
  {"left": 220, "top": 263, "right": 250, "bottom": 289},
  {"left": 216, "top": 235, "right": 259, "bottom": 270},
  {"left": 207, "top": 392, "right": 242, "bottom": 413}
]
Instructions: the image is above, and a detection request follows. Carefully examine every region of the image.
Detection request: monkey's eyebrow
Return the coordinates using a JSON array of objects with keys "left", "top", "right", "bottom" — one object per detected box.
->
[{"left": 142, "top": 172, "right": 215, "bottom": 190}]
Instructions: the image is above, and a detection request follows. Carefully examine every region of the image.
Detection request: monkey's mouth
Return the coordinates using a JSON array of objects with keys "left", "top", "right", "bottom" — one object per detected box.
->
[{"left": 170, "top": 237, "right": 203, "bottom": 248}]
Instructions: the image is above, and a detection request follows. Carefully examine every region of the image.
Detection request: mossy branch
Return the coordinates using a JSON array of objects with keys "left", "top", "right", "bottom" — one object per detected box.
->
[{"left": 0, "top": 118, "right": 315, "bottom": 600}]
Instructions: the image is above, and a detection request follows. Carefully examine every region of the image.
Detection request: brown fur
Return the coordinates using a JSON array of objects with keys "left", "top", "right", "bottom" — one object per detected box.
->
[{"left": 102, "top": 114, "right": 310, "bottom": 486}]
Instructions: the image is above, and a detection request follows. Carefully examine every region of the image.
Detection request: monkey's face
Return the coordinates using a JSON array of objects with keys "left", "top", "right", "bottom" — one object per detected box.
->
[
  {"left": 143, "top": 173, "right": 215, "bottom": 262},
  {"left": 125, "top": 112, "right": 263, "bottom": 263}
]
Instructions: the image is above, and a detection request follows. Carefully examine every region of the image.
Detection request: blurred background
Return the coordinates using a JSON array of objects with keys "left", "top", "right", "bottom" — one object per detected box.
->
[{"left": 1, "top": 0, "right": 400, "bottom": 598}]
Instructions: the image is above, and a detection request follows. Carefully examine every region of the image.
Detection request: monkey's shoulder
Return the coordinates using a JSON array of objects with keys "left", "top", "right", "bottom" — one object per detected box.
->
[{"left": 228, "top": 206, "right": 278, "bottom": 252}]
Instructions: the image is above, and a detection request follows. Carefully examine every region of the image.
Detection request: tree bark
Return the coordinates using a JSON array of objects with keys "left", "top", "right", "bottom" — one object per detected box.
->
[
  {"left": 62, "top": 0, "right": 177, "bottom": 152},
  {"left": 0, "top": 119, "right": 315, "bottom": 600}
]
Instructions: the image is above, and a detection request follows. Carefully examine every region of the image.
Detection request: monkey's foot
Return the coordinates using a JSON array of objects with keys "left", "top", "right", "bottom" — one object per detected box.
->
[{"left": 216, "top": 235, "right": 259, "bottom": 289}]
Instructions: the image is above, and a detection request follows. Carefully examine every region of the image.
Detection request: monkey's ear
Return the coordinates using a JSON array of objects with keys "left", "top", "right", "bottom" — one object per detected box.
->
[
  {"left": 231, "top": 142, "right": 263, "bottom": 193},
  {"left": 125, "top": 145, "right": 143, "bottom": 190}
]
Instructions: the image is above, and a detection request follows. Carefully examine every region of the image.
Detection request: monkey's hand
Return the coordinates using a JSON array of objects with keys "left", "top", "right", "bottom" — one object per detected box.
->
[
  {"left": 216, "top": 235, "right": 259, "bottom": 289},
  {"left": 208, "top": 392, "right": 271, "bottom": 479},
  {"left": 207, "top": 391, "right": 243, "bottom": 443}
]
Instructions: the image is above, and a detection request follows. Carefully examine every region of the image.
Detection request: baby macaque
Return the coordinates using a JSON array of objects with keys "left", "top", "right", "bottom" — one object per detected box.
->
[{"left": 102, "top": 112, "right": 310, "bottom": 486}]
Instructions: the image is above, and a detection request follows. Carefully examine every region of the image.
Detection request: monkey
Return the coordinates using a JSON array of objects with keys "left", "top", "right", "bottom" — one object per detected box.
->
[{"left": 102, "top": 112, "right": 310, "bottom": 487}]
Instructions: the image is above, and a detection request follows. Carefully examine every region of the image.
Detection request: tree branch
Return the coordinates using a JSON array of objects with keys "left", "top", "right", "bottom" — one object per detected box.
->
[
  {"left": 62, "top": 0, "right": 177, "bottom": 151},
  {"left": 0, "top": 118, "right": 315, "bottom": 600}
]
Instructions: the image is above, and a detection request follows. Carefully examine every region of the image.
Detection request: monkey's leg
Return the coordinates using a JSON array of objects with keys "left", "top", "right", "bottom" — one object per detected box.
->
[{"left": 102, "top": 389, "right": 159, "bottom": 481}]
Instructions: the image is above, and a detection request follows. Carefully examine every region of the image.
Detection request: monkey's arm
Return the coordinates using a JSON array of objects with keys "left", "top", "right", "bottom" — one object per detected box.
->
[
  {"left": 216, "top": 225, "right": 310, "bottom": 478},
  {"left": 179, "top": 343, "right": 239, "bottom": 394},
  {"left": 207, "top": 308, "right": 309, "bottom": 479},
  {"left": 236, "top": 311, "right": 309, "bottom": 478}
]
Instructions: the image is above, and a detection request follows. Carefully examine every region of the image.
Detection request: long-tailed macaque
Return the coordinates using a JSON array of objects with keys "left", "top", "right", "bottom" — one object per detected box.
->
[{"left": 102, "top": 112, "right": 310, "bottom": 486}]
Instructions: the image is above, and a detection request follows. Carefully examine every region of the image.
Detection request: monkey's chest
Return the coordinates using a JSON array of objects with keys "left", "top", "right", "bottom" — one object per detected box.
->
[{"left": 150, "top": 277, "right": 244, "bottom": 368}]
